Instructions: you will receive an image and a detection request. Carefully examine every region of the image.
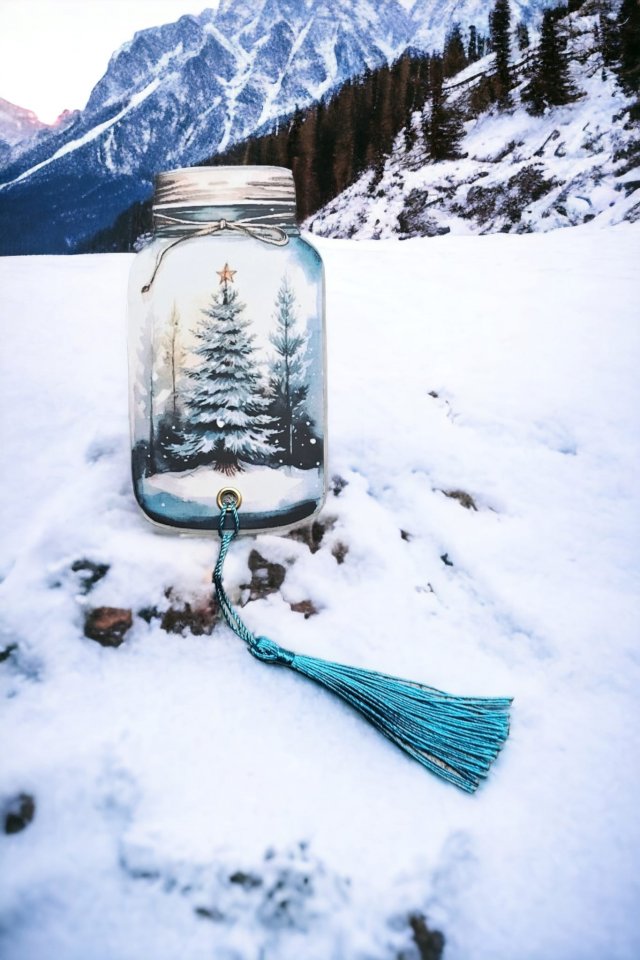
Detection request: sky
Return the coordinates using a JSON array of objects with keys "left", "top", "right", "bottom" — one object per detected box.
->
[
  {"left": 0, "top": 0, "right": 417, "bottom": 125},
  {"left": 0, "top": 1, "right": 220, "bottom": 123}
]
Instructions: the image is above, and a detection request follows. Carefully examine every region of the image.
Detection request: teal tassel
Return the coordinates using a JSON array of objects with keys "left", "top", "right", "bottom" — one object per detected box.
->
[{"left": 214, "top": 504, "right": 511, "bottom": 793}]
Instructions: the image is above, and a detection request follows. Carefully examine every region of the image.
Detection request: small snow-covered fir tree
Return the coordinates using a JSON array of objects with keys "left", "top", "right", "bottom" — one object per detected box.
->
[
  {"left": 267, "top": 276, "right": 319, "bottom": 469},
  {"left": 132, "top": 310, "right": 158, "bottom": 477},
  {"left": 172, "top": 264, "right": 273, "bottom": 476}
]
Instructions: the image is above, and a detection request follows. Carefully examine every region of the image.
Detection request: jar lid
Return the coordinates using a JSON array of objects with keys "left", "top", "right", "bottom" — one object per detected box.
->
[{"left": 153, "top": 165, "right": 297, "bottom": 213}]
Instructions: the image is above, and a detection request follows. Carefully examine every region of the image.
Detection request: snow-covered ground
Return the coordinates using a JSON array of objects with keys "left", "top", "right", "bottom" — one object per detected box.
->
[{"left": 1, "top": 225, "right": 640, "bottom": 959}]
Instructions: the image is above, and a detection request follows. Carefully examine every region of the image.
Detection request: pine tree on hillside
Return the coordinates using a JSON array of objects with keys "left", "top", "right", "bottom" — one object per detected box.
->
[
  {"left": 443, "top": 23, "right": 468, "bottom": 77},
  {"left": 266, "top": 276, "right": 318, "bottom": 469},
  {"left": 517, "top": 22, "right": 530, "bottom": 51},
  {"left": 491, "top": 0, "right": 513, "bottom": 106},
  {"left": 404, "top": 53, "right": 431, "bottom": 150},
  {"left": 425, "top": 55, "right": 465, "bottom": 161},
  {"left": 618, "top": 0, "right": 640, "bottom": 93},
  {"left": 172, "top": 265, "right": 273, "bottom": 475},
  {"left": 468, "top": 25, "right": 479, "bottom": 62},
  {"left": 523, "top": 9, "right": 578, "bottom": 114},
  {"left": 598, "top": 0, "right": 620, "bottom": 70}
]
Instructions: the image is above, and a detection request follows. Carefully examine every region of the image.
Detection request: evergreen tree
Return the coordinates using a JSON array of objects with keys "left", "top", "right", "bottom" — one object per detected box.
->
[
  {"left": 599, "top": 0, "right": 620, "bottom": 70},
  {"left": 491, "top": 0, "right": 513, "bottom": 106},
  {"left": 163, "top": 304, "right": 184, "bottom": 418},
  {"left": 425, "top": 55, "right": 465, "bottom": 161},
  {"left": 517, "top": 22, "right": 530, "bottom": 51},
  {"left": 443, "top": 23, "right": 468, "bottom": 77},
  {"left": 523, "top": 9, "right": 578, "bottom": 114},
  {"left": 266, "top": 276, "right": 318, "bottom": 469},
  {"left": 133, "top": 311, "right": 158, "bottom": 476},
  {"left": 468, "top": 25, "right": 479, "bottom": 62},
  {"left": 155, "top": 304, "right": 187, "bottom": 471},
  {"left": 173, "top": 264, "right": 273, "bottom": 475},
  {"left": 618, "top": 0, "right": 640, "bottom": 93}
]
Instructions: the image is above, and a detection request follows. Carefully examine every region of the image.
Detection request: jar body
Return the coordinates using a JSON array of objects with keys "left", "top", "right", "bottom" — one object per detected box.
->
[{"left": 128, "top": 220, "right": 325, "bottom": 533}]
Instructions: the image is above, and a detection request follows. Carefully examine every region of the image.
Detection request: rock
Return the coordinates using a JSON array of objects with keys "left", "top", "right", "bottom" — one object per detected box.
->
[
  {"left": 289, "top": 600, "right": 318, "bottom": 619},
  {"left": 0, "top": 642, "right": 18, "bottom": 663},
  {"left": 287, "top": 519, "right": 328, "bottom": 553},
  {"left": 331, "top": 542, "right": 348, "bottom": 564},
  {"left": 408, "top": 912, "right": 445, "bottom": 960},
  {"left": 84, "top": 607, "right": 132, "bottom": 647},
  {"left": 70, "top": 558, "right": 110, "bottom": 593},
  {"left": 194, "top": 905, "right": 225, "bottom": 921},
  {"left": 241, "top": 551, "right": 286, "bottom": 603},
  {"left": 3, "top": 793, "right": 35, "bottom": 834},
  {"left": 440, "top": 553, "right": 454, "bottom": 567},
  {"left": 160, "top": 596, "right": 217, "bottom": 636},
  {"left": 443, "top": 489, "right": 478, "bottom": 511},
  {"left": 330, "top": 475, "right": 348, "bottom": 497},
  {"left": 138, "top": 590, "right": 217, "bottom": 635},
  {"left": 229, "top": 870, "right": 262, "bottom": 889}
]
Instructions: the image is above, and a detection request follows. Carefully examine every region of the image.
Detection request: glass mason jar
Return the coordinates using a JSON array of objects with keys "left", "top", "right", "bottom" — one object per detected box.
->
[{"left": 128, "top": 165, "right": 326, "bottom": 534}]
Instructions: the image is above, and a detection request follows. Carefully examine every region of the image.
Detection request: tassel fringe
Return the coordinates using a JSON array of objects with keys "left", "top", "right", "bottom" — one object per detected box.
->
[{"left": 214, "top": 504, "right": 511, "bottom": 793}]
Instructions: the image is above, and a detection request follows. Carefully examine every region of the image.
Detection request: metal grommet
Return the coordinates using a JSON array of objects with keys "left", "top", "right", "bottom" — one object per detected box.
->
[{"left": 216, "top": 486, "right": 242, "bottom": 510}]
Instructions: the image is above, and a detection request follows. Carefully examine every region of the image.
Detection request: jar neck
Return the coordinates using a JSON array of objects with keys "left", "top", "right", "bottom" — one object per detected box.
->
[{"left": 152, "top": 203, "right": 299, "bottom": 238}]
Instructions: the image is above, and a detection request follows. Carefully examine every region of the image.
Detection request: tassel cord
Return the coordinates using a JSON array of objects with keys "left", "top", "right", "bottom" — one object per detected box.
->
[{"left": 211, "top": 503, "right": 511, "bottom": 793}]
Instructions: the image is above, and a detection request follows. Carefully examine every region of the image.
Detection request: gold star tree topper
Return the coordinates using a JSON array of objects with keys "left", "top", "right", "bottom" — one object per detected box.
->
[{"left": 217, "top": 263, "right": 237, "bottom": 285}]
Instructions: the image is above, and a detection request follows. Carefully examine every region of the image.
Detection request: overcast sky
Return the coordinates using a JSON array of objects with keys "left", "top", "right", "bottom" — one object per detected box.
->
[
  {"left": 0, "top": 1, "right": 220, "bottom": 122},
  {"left": 0, "top": 0, "right": 414, "bottom": 124}
]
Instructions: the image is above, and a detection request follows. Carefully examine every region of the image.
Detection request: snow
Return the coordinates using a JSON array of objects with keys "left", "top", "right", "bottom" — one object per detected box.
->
[
  {"left": 145, "top": 464, "right": 320, "bottom": 513},
  {"left": 1, "top": 225, "right": 640, "bottom": 959}
]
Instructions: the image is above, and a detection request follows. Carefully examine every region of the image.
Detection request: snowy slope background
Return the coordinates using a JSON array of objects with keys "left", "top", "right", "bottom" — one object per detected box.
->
[
  {"left": 308, "top": 9, "right": 640, "bottom": 237},
  {"left": 2, "top": 225, "right": 640, "bottom": 959}
]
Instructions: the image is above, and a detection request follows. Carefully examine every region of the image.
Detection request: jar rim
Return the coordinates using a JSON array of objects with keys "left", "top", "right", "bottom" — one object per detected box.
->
[{"left": 154, "top": 165, "right": 297, "bottom": 211}]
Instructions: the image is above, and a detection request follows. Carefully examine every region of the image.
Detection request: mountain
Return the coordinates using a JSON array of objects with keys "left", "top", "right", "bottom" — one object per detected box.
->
[
  {"left": 307, "top": 8, "right": 640, "bottom": 238},
  {"left": 0, "top": 98, "right": 48, "bottom": 146},
  {"left": 0, "top": 99, "right": 79, "bottom": 170},
  {"left": 0, "top": 0, "right": 413, "bottom": 254},
  {"left": 407, "top": 0, "right": 558, "bottom": 49}
]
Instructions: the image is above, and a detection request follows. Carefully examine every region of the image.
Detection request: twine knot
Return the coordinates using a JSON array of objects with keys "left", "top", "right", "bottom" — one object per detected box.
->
[{"left": 141, "top": 212, "right": 290, "bottom": 293}]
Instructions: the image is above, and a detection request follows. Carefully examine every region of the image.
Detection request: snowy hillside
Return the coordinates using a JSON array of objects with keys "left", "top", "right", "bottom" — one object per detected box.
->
[
  {"left": 308, "top": 11, "right": 640, "bottom": 237},
  {"left": 2, "top": 225, "right": 640, "bottom": 959}
]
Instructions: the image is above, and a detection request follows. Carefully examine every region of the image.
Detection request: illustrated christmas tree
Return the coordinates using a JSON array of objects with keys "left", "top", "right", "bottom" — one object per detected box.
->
[
  {"left": 267, "top": 275, "right": 320, "bottom": 469},
  {"left": 173, "top": 264, "right": 273, "bottom": 475}
]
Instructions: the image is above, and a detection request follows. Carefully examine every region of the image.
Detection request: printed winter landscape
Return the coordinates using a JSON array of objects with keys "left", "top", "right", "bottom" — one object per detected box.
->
[
  {"left": 130, "top": 232, "right": 325, "bottom": 531},
  {"left": 1, "top": 1, "right": 639, "bottom": 959}
]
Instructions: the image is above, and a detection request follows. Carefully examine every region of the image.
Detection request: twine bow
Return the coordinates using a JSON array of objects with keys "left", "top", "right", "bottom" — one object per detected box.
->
[{"left": 141, "top": 212, "right": 290, "bottom": 293}]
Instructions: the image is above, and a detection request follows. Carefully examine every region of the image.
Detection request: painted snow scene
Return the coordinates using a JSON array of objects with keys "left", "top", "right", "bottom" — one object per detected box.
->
[{"left": 129, "top": 234, "right": 325, "bottom": 532}]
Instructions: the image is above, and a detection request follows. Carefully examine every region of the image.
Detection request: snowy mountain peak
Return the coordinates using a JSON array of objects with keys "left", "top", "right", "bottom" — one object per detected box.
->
[{"left": 0, "top": 97, "right": 48, "bottom": 145}]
